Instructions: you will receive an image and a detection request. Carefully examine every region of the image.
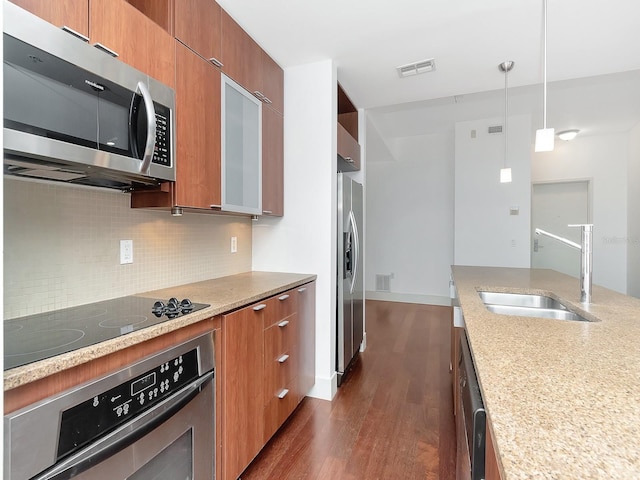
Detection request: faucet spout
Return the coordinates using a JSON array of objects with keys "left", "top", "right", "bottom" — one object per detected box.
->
[{"left": 534, "top": 224, "right": 594, "bottom": 304}]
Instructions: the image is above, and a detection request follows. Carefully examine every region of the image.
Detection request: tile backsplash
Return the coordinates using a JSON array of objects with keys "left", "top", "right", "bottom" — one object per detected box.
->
[{"left": 3, "top": 177, "right": 252, "bottom": 319}]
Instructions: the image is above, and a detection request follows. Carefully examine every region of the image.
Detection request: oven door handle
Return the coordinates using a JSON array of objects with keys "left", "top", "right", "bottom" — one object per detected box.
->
[{"left": 33, "top": 372, "right": 213, "bottom": 480}]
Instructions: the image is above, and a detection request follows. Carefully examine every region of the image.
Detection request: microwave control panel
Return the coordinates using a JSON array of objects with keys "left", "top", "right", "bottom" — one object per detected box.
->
[{"left": 152, "top": 102, "right": 171, "bottom": 168}]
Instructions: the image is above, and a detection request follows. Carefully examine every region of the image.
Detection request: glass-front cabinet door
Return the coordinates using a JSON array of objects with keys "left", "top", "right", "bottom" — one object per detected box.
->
[{"left": 221, "top": 74, "right": 262, "bottom": 215}]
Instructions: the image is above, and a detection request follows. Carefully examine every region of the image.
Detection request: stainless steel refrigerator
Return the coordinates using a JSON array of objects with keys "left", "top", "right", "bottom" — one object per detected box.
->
[{"left": 337, "top": 172, "right": 364, "bottom": 385}]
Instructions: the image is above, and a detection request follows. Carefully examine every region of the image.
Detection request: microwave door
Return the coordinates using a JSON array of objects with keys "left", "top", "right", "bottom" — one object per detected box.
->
[{"left": 129, "top": 82, "right": 157, "bottom": 175}]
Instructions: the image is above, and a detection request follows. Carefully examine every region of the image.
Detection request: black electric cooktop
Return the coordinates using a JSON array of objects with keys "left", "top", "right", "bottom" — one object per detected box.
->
[{"left": 3, "top": 296, "right": 210, "bottom": 370}]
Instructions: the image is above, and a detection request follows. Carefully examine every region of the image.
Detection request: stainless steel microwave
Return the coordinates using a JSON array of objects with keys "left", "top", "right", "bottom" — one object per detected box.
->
[{"left": 2, "top": 2, "right": 176, "bottom": 189}]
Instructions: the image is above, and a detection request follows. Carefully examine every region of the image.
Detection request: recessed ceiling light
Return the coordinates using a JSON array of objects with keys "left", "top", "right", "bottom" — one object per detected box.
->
[
  {"left": 557, "top": 129, "right": 580, "bottom": 141},
  {"left": 396, "top": 58, "right": 435, "bottom": 78}
]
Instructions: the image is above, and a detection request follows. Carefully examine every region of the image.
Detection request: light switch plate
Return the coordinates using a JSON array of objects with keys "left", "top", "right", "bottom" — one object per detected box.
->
[
  {"left": 120, "top": 240, "right": 133, "bottom": 264},
  {"left": 230, "top": 236, "right": 237, "bottom": 253}
]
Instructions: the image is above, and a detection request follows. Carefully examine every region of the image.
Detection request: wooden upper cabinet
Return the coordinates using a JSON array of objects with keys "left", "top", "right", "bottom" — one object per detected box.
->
[
  {"left": 262, "top": 107, "right": 284, "bottom": 216},
  {"left": 174, "top": 0, "right": 222, "bottom": 65},
  {"left": 220, "top": 9, "right": 262, "bottom": 95},
  {"left": 9, "top": 0, "right": 89, "bottom": 37},
  {"left": 261, "top": 51, "right": 284, "bottom": 114},
  {"left": 89, "top": 0, "right": 175, "bottom": 87},
  {"left": 174, "top": 42, "right": 221, "bottom": 209}
]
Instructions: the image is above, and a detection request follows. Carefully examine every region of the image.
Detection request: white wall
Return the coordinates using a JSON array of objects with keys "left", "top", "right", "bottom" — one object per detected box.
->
[
  {"left": 3, "top": 178, "right": 253, "bottom": 319},
  {"left": 627, "top": 123, "right": 640, "bottom": 297},
  {"left": 366, "top": 131, "right": 454, "bottom": 304},
  {"left": 532, "top": 132, "right": 628, "bottom": 293},
  {"left": 252, "top": 60, "right": 338, "bottom": 400},
  {"left": 454, "top": 114, "right": 532, "bottom": 267}
]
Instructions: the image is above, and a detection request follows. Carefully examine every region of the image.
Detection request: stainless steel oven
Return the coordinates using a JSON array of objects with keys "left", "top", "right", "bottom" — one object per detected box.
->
[
  {"left": 4, "top": 332, "right": 215, "bottom": 480},
  {"left": 456, "top": 329, "right": 486, "bottom": 480}
]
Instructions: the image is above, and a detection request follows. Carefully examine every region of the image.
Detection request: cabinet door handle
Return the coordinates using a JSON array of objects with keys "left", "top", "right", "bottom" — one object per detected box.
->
[
  {"left": 278, "top": 320, "right": 289, "bottom": 328},
  {"left": 62, "top": 26, "right": 89, "bottom": 42},
  {"left": 262, "top": 210, "right": 273, "bottom": 214},
  {"left": 298, "top": 287, "right": 307, "bottom": 293},
  {"left": 278, "top": 294, "right": 290, "bottom": 301},
  {"left": 253, "top": 304, "right": 267, "bottom": 311},
  {"left": 92, "top": 42, "right": 119, "bottom": 57},
  {"left": 344, "top": 157, "right": 354, "bottom": 163},
  {"left": 208, "top": 57, "right": 224, "bottom": 68},
  {"left": 278, "top": 354, "right": 289, "bottom": 363},
  {"left": 253, "top": 91, "right": 265, "bottom": 100},
  {"left": 278, "top": 389, "right": 289, "bottom": 399}
]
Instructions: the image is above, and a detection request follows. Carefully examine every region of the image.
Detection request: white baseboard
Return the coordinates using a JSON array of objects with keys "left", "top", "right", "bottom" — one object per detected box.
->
[
  {"left": 307, "top": 372, "right": 338, "bottom": 401},
  {"left": 365, "top": 291, "right": 451, "bottom": 306}
]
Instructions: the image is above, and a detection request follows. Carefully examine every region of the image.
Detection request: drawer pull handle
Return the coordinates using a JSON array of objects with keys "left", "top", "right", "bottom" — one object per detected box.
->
[
  {"left": 62, "top": 26, "right": 89, "bottom": 42},
  {"left": 253, "top": 304, "right": 267, "bottom": 311},
  {"left": 93, "top": 42, "right": 119, "bottom": 58},
  {"left": 278, "top": 320, "right": 289, "bottom": 328},
  {"left": 278, "top": 294, "right": 290, "bottom": 301},
  {"left": 208, "top": 57, "right": 224, "bottom": 68},
  {"left": 298, "top": 287, "right": 306, "bottom": 293},
  {"left": 278, "top": 354, "right": 290, "bottom": 363},
  {"left": 278, "top": 389, "right": 289, "bottom": 399}
]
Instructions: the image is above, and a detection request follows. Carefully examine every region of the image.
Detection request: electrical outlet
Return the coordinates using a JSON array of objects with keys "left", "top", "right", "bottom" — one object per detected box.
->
[
  {"left": 120, "top": 240, "right": 133, "bottom": 264},
  {"left": 230, "top": 236, "right": 237, "bottom": 253}
]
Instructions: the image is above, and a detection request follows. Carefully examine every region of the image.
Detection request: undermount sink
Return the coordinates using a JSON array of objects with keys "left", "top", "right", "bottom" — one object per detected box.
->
[{"left": 478, "top": 291, "right": 592, "bottom": 322}]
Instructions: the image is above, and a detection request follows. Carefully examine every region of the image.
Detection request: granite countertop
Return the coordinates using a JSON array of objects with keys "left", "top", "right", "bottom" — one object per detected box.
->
[
  {"left": 4, "top": 271, "right": 316, "bottom": 391},
  {"left": 451, "top": 266, "right": 640, "bottom": 480}
]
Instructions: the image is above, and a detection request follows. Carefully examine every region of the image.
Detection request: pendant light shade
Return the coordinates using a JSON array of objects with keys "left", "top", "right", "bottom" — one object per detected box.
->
[
  {"left": 535, "top": 0, "right": 554, "bottom": 152},
  {"left": 499, "top": 61, "right": 514, "bottom": 183}
]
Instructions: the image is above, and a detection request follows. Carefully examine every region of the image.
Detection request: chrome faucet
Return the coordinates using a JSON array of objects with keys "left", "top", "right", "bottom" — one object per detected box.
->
[{"left": 534, "top": 224, "right": 594, "bottom": 304}]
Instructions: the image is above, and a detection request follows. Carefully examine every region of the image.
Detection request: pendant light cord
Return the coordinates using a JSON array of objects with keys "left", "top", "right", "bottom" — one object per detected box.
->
[
  {"left": 504, "top": 65, "right": 509, "bottom": 168},
  {"left": 542, "top": 0, "right": 548, "bottom": 129}
]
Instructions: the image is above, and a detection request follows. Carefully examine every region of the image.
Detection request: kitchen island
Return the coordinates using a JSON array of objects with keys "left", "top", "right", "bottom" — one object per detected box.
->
[{"left": 452, "top": 266, "right": 640, "bottom": 479}]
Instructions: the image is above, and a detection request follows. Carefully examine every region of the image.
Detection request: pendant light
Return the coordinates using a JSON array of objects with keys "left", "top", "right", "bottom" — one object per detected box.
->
[
  {"left": 499, "top": 61, "right": 514, "bottom": 183},
  {"left": 535, "top": 0, "right": 554, "bottom": 152}
]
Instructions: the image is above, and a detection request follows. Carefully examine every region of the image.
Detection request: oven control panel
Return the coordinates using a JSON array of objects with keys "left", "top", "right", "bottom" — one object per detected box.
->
[{"left": 57, "top": 348, "right": 199, "bottom": 460}]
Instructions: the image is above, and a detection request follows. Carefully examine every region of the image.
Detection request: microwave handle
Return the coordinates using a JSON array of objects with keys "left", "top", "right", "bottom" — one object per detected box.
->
[{"left": 135, "top": 81, "right": 157, "bottom": 175}]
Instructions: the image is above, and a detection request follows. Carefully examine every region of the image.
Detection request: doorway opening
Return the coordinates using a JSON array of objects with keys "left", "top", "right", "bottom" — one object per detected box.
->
[{"left": 531, "top": 180, "right": 591, "bottom": 278}]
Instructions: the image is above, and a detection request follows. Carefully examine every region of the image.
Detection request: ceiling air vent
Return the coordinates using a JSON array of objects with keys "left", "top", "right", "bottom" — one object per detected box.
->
[
  {"left": 488, "top": 125, "right": 503, "bottom": 134},
  {"left": 396, "top": 58, "right": 436, "bottom": 78}
]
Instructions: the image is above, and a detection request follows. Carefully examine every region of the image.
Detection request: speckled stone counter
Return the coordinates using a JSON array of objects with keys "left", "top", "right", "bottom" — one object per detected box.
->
[
  {"left": 4, "top": 271, "right": 316, "bottom": 391},
  {"left": 451, "top": 266, "right": 640, "bottom": 480}
]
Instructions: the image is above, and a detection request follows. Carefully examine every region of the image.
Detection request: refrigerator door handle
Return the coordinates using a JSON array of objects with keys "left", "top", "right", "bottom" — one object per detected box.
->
[
  {"left": 349, "top": 210, "right": 359, "bottom": 295},
  {"left": 344, "top": 231, "right": 352, "bottom": 279}
]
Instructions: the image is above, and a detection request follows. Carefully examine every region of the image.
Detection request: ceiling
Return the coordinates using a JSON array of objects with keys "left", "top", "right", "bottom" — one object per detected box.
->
[{"left": 217, "top": 0, "right": 640, "bottom": 110}]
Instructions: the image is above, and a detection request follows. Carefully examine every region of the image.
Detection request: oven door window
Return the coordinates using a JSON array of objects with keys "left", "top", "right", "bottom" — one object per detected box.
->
[{"left": 128, "top": 430, "right": 193, "bottom": 480}]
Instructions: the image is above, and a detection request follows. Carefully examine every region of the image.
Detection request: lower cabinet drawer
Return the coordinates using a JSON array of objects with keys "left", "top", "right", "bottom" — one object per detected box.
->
[{"left": 263, "top": 376, "right": 299, "bottom": 442}]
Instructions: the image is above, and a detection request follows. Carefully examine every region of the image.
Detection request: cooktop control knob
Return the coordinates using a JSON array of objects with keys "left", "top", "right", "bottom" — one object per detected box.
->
[
  {"left": 151, "top": 301, "right": 165, "bottom": 317},
  {"left": 180, "top": 298, "right": 193, "bottom": 313}
]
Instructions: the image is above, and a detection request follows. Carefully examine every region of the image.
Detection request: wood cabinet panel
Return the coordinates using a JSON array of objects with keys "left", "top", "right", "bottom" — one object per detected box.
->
[
  {"left": 174, "top": 42, "right": 221, "bottom": 208},
  {"left": 220, "top": 9, "right": 262, "bottom": 95},
  {"left": 89, "top": 0, "right": 175, "bottom": 87},
  {"left": 126, "top": 0, "right": 172, "bottom": 33},
  {"left": 262, "top": 107, "right": 284, "bottom": 216},
  {"left": 485, "top": 421, "right": 503, "bottom": 480},
  {"left": 263, "top": 375, "right": 298, "bottom": 442},
  {"left": 222, "top": 304, "right": 265, "bottom": 480},
  {"left": 337, "top": 121, "right": 361, "bottom": 170},
  {"left": 9, "top": 0, "right": 89, "bottom": 37},
  {"left": 297, "top": 282, "right": 316, "bottom": 398},
  {"left": 263, "top": 316, "right": 296, "bottom": 397},
  {"left": 261, "top": 51, "right": 284, "bottom": 114},
  {"left": 174, "top": 0, "right": 221, "bottom": 64}
]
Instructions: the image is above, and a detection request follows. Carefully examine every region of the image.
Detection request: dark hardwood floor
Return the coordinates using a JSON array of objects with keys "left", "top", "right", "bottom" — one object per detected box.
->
[{"left": 240, "top": 300, "right": 456, "bottom": 480}]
